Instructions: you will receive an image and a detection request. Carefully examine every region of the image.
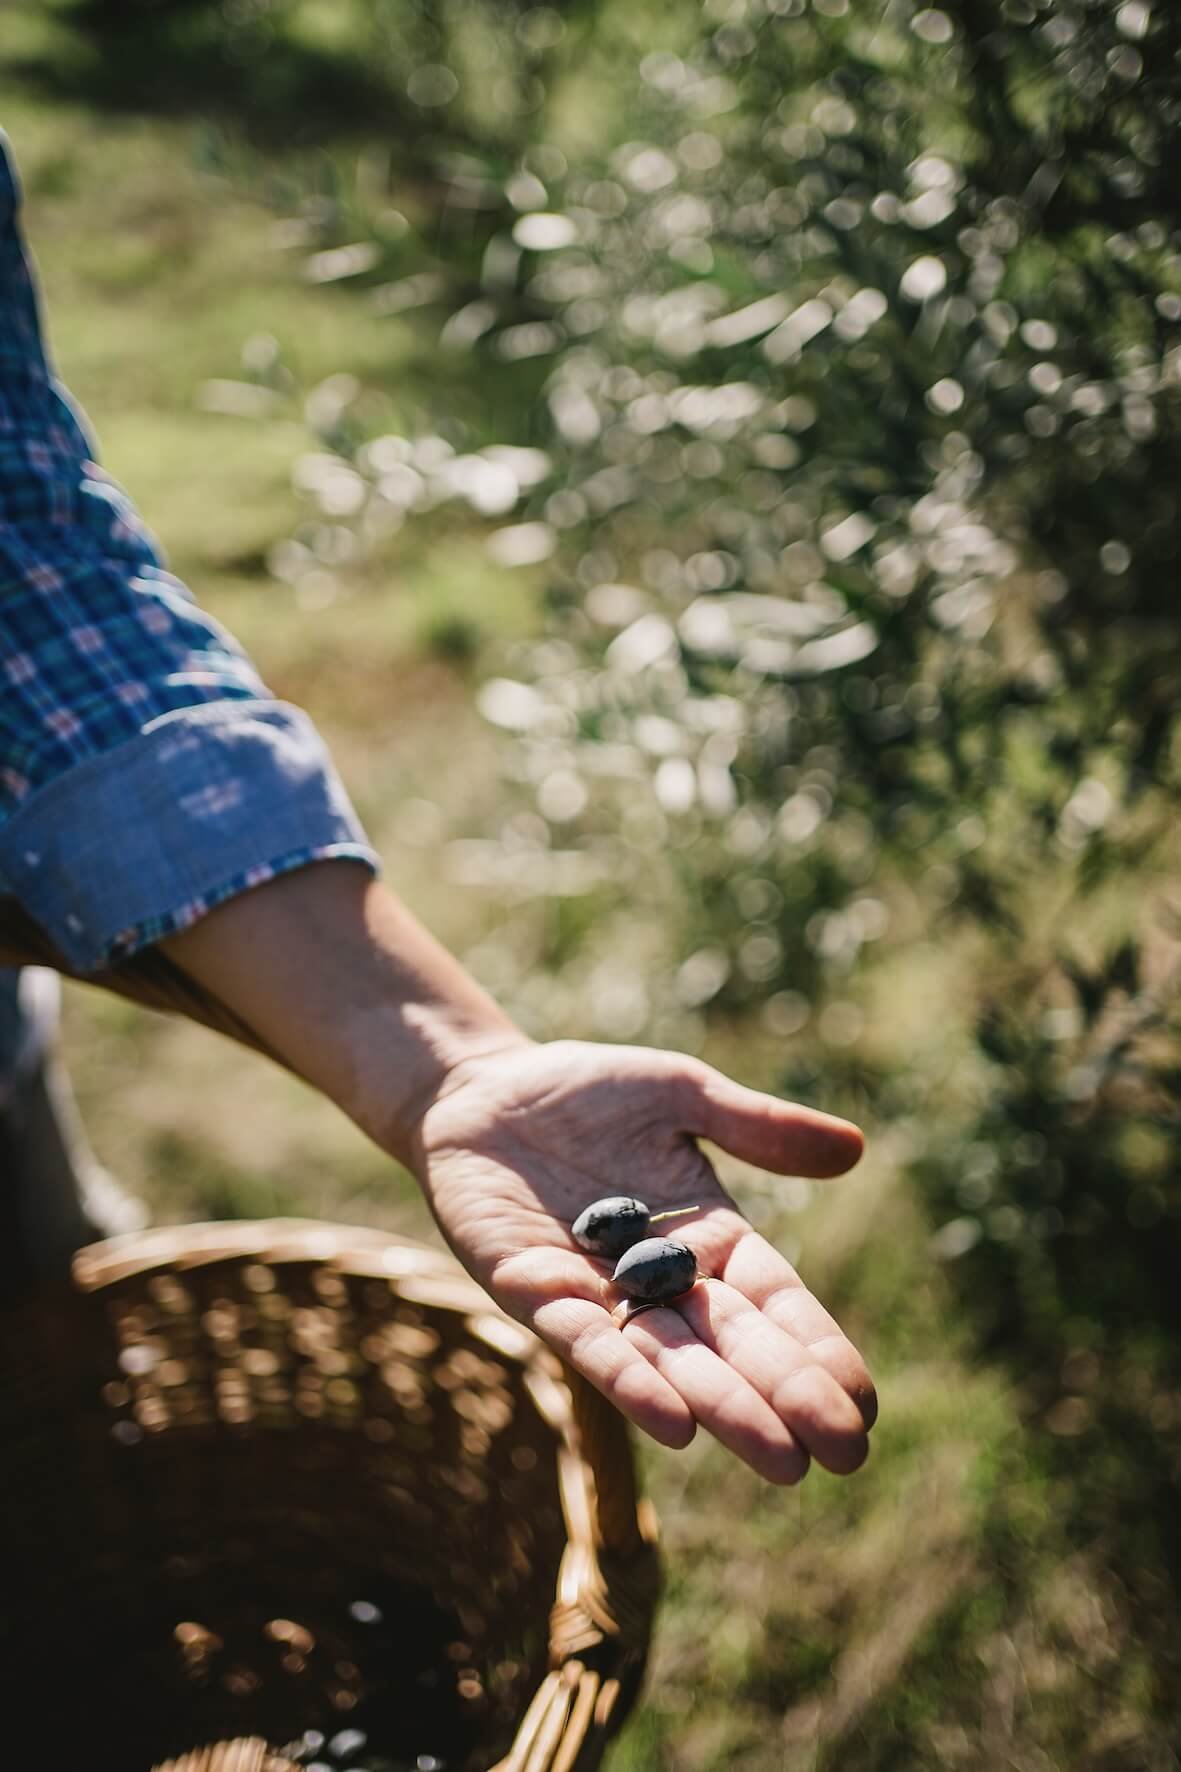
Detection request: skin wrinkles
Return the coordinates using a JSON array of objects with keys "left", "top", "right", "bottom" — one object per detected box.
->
[{"left": 165, "top": 868, "right": 875, "bottom": 1485}]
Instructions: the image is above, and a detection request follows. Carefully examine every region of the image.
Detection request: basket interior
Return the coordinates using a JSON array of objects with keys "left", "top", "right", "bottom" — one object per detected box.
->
[{"left": 0, "top": 1233, "right": 573, "bottom": 1771}]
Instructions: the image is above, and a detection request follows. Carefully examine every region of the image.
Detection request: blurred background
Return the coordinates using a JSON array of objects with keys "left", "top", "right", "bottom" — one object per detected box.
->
[{"left": 6, "top": 0, "right": 1181, "bottom": 1763}]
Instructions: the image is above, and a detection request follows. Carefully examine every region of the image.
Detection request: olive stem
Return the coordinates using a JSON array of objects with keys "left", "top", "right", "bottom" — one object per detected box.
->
[
  {"left": 649, "top": 1205, "right": 699, "bottom": 1224},
  {"left": 611, "top": 1297, "right": 672, "bottom": 1327}
]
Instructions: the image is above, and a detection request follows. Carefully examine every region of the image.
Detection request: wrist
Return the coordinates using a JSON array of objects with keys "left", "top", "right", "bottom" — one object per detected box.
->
[
  {"left": 162, "top": 862, "right": 530, "bottom": 1172},
  {"left": 352, "top": 1007, "right": 532, "bottom": 1174}
]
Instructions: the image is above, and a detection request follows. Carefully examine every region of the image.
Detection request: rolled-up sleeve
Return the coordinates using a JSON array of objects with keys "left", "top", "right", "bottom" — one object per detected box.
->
[
  {"left": 0, "top": 131, "right": 379, "bottom": 972},
  {"left": 0, "top": 697, "right": 378, "bottom": 971}
]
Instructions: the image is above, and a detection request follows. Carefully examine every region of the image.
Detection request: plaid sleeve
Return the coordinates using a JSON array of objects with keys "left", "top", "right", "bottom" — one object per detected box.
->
[{"left": 0, "top": 132, "right": 379, "bottom": 972}]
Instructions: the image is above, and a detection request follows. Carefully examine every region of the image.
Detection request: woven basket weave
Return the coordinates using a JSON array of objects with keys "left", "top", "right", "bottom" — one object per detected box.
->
[{"left": 0, "top": 1219, "right": 660, "bottom": 1772}]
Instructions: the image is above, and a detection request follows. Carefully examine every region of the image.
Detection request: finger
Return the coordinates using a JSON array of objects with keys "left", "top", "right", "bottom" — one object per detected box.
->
[
  {"left": 491, "top": 1248, "right": 696, "bottom": 1449},
  {"left": 677, "top": 1277, "right": 870, "bottom": 1474},
  {"left": 721, "top": 1227, "right": 878, "bottom": 1429},
  {"left": 532, "top": 1296, "right": 698, "bottom": 1449},
  {"left": 620, "top": 1308, "right": 810, "bottom": 1485},
  {"left": 686, "top": 1065, "right": 864, "bottom": 1178}
]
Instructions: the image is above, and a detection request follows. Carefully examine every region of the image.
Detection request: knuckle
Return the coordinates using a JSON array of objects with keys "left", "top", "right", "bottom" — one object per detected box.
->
[
  {"left": 566, "top": 1315, "right": 610, "bottom": 1370},
  {"left": 772, "top": 1363, "right": 865, "bottom": 1440},
  {"left": 668, "top": 1051, "right": 711, "bottom": 1091},
  {"left": 770, "top": 1362, "right": 833, "bottom": 1416}
]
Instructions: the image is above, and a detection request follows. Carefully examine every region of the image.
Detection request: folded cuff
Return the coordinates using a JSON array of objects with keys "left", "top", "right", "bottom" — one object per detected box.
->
[{"left": 0, "top": 699, "right": 380, "bottom": 971}]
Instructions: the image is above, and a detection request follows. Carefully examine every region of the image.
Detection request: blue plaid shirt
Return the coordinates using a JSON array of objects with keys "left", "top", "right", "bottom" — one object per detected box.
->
[{"left": 0, "top": 132, "right": 379, "bottom": 974}]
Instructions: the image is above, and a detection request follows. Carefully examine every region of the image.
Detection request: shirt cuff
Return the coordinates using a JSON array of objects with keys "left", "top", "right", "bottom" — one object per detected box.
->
[{"left": 0, "top": 699, "right": 380, "bottom": 971}]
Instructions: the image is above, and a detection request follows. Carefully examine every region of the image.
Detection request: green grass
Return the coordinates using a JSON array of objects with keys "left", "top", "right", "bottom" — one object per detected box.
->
[
  {"left": 5, "top": 69, "right": 533, "bottom": 1244},
  {"left": 6, "top": 14, "right": 1178, "bottom": 1769}
]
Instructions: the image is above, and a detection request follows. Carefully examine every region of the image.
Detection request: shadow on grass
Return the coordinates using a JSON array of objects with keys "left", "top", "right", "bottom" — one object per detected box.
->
[
  {"left": 13, "top": 1, "right": 467, "bottom": 160},
  {"left": 1053, "top": 1390, "right": 1181, "bottom": 1714}
]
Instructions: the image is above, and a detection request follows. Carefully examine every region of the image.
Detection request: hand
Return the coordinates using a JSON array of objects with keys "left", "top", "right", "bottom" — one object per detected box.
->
[
  {"left": 161, "top": 870, "right": 874, "bottom": 1482},
  {"left": 411, "top": 1039, "right": 875, "bottom": 1485}
]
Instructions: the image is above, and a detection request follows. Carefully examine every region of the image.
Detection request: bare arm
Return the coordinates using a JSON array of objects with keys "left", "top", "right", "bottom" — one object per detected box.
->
[
  {"left": 164, "top": 861, "right": 528, "bottom": 1165},
  {"left": 164, "top": 860, "right": 875, "bottom": 1483}
]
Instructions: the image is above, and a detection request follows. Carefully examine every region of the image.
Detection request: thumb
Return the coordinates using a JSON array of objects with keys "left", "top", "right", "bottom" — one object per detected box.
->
[{"left": 685, "top": 1063, "right": 864, "bottom": 1178}]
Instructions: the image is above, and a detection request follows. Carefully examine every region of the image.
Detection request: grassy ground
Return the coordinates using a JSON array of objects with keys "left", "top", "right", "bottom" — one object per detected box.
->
[
  {"left": 8, "top": 63, "right": 539, "bottom": 1221},
  {"left": 5, "top": 23, "right": 1176, "bottom": 1770}
]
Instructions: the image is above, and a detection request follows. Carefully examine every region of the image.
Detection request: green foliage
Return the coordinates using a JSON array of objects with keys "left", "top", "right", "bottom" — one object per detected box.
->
[
  {"left": 250, "top": 0, "right": 1181, "bottom": 1704},
  {"left": 264, "top": 0, "right": 1179, "bottom": 983},
  {"left": 19, "top": 0, "right": 1181, "bottom": 1756}
]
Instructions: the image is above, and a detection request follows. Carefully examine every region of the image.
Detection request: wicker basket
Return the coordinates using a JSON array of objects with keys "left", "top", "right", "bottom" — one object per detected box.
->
[{"left": 0, "top": 1219, "right": 660, "bottom": 1772}]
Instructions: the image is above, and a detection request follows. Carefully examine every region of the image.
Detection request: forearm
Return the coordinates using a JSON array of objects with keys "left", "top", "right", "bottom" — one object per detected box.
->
[{"left": 160, "top": 861, "right": 529, "bottom": 1171}]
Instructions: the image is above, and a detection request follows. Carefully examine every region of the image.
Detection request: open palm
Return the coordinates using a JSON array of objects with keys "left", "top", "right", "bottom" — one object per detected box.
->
[{"left": 411, "top": 1039, "right": 876, "bottom": 1484}]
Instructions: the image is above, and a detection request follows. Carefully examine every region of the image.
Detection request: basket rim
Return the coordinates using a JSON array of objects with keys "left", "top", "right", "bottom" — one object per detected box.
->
[
  {"left": 74, "top": 1218, "right": 500, "bottom": 1313},
  {"left": 67, "top": 1217, "right": 659, "bottom": 1772}
]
